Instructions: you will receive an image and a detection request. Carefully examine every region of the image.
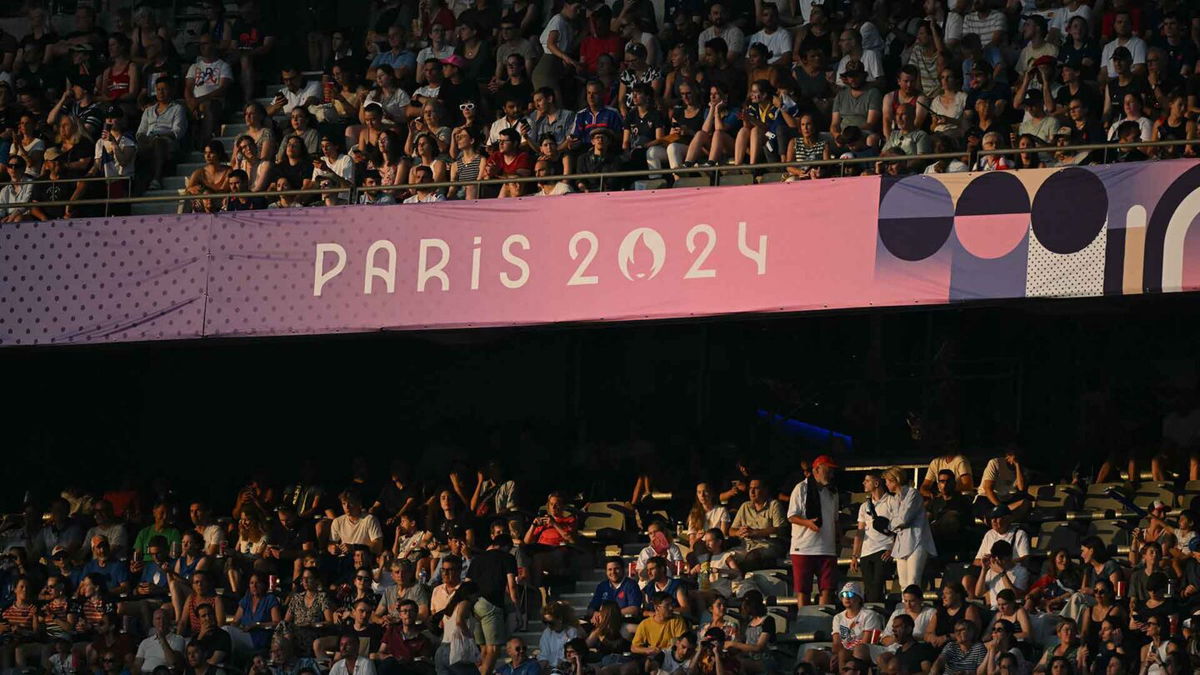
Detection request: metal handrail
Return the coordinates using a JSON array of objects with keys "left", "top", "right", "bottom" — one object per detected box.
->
[
  {"left": 1, "top": 138, "right": 1194, "bottom": 212},
  {"left": 17, "top": 175, "right": 133, "bottom": 187}
]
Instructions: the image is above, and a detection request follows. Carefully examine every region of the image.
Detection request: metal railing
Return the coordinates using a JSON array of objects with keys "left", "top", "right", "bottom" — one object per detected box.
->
[{"left": 1, "top": 138, "right": 1194, "bottom": 214}]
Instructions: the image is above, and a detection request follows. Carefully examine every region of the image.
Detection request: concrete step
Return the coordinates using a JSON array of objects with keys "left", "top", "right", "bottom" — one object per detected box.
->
[
  {"left": 164, "top": 175, "right": 188, "bottom": 190},
  {"left": 221, "top": 122, "right": 249, "bottom": 137}
]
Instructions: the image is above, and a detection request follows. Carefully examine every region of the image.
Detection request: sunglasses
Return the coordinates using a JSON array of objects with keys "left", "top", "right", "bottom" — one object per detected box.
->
[
  {"left": 356, "top": 576, "right": 372, "bottom": 581},
  {"left": 459, "top": 102, "right": 476, "bottom": 111}
]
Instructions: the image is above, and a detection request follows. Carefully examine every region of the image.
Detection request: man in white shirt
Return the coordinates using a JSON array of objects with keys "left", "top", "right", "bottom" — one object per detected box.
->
[
  {"left": 184, "top": 35, "right": 232, "bottom": 146},
  {"left": 697, "top": 3, "right": 745, "bottom": 59},
  {"left": 488, "top": 97, "right": 528, "bottom": 146},
  {"left": 329, "top": 634, "right": 377, "bottom": 675},
  {"left": 787, "top": 456, "right": 839, "bottom": 605},
  {"left": 835, "top": 30, "right": 883, "bottom": 87},
  {"left": 1100, "top": 10, "right": 1147, "bottom": 80},
  {"left": 973, "top": 540, "right": 1029, "bottom": 609},
  {"left": 960, "top": 0, "right": 1008, "bottom": 48},
  {"left": 747, "top": 3, "right": 792, "bottom": 65},
  {"left": 402, "top": 166, "right": 446, "bottom": 204},
  {"left": 266, "top": 65, "right": 321, "bottom": 118},
  {"left": 133, "top": 607, "right": 188, "bottom": 673},
  {"left": 1015, "top": 15, "right": 1058, "bottom": 76},
  {"left": 977, "top": 445, "right": 1027, "bottom": 514},
  {"left": 851, "top": 472, "right": 894, "bottom": 604},
  {"left": 188, "top": 502, "right": 226, "bottom": 556},
  {"left": 975, "top": 505, "right": 1030, "bottom": 561},
  {"left": 329, "top": 490, "right": 384, "bottom": 555}
]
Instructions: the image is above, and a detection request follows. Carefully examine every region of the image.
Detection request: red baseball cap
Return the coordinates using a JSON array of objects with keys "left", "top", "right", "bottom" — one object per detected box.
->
[{"left": 812, "top": 455, "right": 838, "bottom": 469}]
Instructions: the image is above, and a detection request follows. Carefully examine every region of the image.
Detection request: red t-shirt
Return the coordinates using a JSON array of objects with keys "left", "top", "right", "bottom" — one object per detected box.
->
[
  {"left": 487, "top": 150, "right": 533, "bottom": 176},
  {"left": 579, "top": 34, "right": 623, "bottom": 76},
  {"left": 534, "top": 514, "right": 577, "bottom": 546}
]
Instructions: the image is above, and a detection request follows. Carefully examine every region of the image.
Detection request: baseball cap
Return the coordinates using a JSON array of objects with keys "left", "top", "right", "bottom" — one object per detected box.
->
[
  {"left": 988, "top": 504, "right": 1012, "bottom": 519},
  {"left": 1111, "top": 46, "right": 1132, "bottom": 62},
  {"left": 1022, "top": 90, "right": 1043, "bottom": 106},
  {"left": 50, "top": 545, "right": 67, "bottom": 558},
  {"left": 841, "top": 59, "right": 866, "bottom": 77},
  {"left": 839, "top": 581, "right": 864, "bottom": 599},
  {"left": 441, "top": 55, "right": 467, "bottom": 68},
  {"left": 1031, "top": 54, "right": 1056, "bottom": 69},
  {"left": 589, "top": 126, "right": 615, "bottom": 140},
  {"left": 1058, "top": 55, "right": 1082, "bottom": 70},
  {"left": 812, "top": 455, "right": 839, "bottom": 469}
]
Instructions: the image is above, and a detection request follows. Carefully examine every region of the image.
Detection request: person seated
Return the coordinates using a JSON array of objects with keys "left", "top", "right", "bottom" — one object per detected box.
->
[
  {"left": 379, "top": 598, "right": 434, "bottom": 669},
  {"left": 982, "top": 589, "right": 1032, "bottom": 643},
  {"left": 328, "top": 491, "right": 384, "bottom": 558},
  {"left": 83, "top": 536, "right": 131, "bottom": 596},
  {"left": 880, "top": 614, "right": 936, "bottom": 674},
  {"left": 929, "top": 620, "right": 986, "bottom": 675},
  {"left": 522, "top": 492, "right": 579, "bottom": 605},
  {"left": 630, "top": 594, "right": 688, "bottom": 660},
  {"left": 971, "top": 540, "right": 1030, "bottom": 610},
  {"left": 731, "top": 477, "right": 785, "bottom": 574},
  {"left": 587, "top": 557, "right": 643, "bottom": 622},
  {"left": 538, "top": 600, "right": 583, "bottom": 670},
  {"left": 640, "top": 557, "right": 689, "bottom": 619},
  {"left": 978, "top": 441, "right": 1029, "bottom": 519},
  {"left": 881, "top": 585, "right": 936, "bottom": 645},
  {"left": 635, "top": 522, "right": 685, "bottom": 578},
  {"left": 807, "top": 582, "right": 883, "bottom": 673},
  {"left": 964, "top": 504, "right": 1030, "bottom": 596}
]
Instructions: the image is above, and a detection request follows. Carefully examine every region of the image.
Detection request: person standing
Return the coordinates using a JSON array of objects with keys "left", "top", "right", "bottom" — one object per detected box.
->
[
  {"left": 851, "top": 472, "right": 894, "bottom": 604},
  {"left": 787, "top": 455, "right": 839, "bottom": 605},
  {"left": 883, "top": 467, "right": 938, "bottom": 590}
]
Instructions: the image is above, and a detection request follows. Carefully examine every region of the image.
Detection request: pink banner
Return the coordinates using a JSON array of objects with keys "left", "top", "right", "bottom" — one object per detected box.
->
[{"left": 4, "top": 161, "right": 1200, "bottom": 346}]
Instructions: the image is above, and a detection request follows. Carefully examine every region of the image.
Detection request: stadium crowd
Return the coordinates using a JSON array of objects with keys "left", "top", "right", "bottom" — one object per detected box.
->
[
  {"left": 4, "top": 402, "right": 1200, "bottom": 675},
  {"left": 0, "top": 0, "right": 1197, "bottom": 215}
]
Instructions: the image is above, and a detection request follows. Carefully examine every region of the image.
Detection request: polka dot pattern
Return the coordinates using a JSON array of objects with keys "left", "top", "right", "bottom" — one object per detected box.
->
[
  {"left": 1026, "top": 219, "right": 1107, "bottom": 298},
  {"left": 0, "top": 214, "right": 209, "bottom": 346}
]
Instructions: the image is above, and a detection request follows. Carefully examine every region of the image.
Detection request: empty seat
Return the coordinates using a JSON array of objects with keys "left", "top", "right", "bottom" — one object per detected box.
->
[
  {"left": 673, "top": 176, "right": 711, "bottom": 188},
  {"left": 757, "top": 172, "right": 786, "bottom": 184},
  {"left": 717, "top": 173, "right": 755, "bottom": 186},
  {"left": 1087, "top": 482, "right": 1125, "bottom": 497},
  {"left": 580, "top": 502, "right": 633, "bottom": 533},
  {"left": 1133, "top": 484, "right": 1175, "bottom": 509}
]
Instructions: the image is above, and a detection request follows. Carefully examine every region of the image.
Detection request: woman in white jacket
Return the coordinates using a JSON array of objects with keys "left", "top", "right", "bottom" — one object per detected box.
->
[{"left": 883, "top": 466, "right": 938, "bottom": 589}]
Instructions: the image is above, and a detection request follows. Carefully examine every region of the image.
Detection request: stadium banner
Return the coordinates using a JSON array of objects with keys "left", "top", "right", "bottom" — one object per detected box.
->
[{"left": 3, "top": 160, "right": 1200, "bottom": 346}]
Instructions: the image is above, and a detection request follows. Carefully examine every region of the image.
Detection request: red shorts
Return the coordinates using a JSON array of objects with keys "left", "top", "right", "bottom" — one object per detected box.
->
[{"left": 790, "top": 554, "right": 838, "bottom": 595}]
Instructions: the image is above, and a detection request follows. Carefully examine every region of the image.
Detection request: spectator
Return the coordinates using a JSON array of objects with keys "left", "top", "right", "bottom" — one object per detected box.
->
[
  {"left": 369, "top": 26, "right": 417, "bottom": 84},
  {"left": 184, "top": 35, "right": 232, "bottom": 149},
  {"left": 809, "top": 581, "right": 883, "bottom": 673},
  {"left": 907, "top": 19, "right": 945, "bottom": 98},
  {"left": 624, "top": 83, "right": 666, "bottom": 168},
  {"left": 851, "top": 471, "right": 893, "bottom": 604},
  {"left": 228, "top": 1, "right": 276, "bottom": 104},
  {"left": 29, "top": 147, "right": 72, "bottom": 221},
  {"left": 985, "top": 589, "right": 1032, "bottom": 642},
  {"left": 574, "top": 127, "right": 622, "bottom": 192},
  {"left": 329, "top": 634, "right": 374, "bottom": 675},
  {"left": 538, "top": 600, "right": 581, "bottom": 669},
  {"left": 182, "top": 141, "right": 231, "bottom": 214},
  {"left": 1152, "top": 92, "right": 1197, "bottom": 159},
  {"left": 701, "top": 38, "right": 747, "bottom": 106},
  {"left": 972, "top": 540, "right": 1029, "bottom": 610},
  {"left": 930, "top": 68, "right": 967, "bottom": 138},
  {"left": 1017, "top": 91, "right": 1058, "bottom": 144},
  {"left": 137, "top": 78, "right": 187, "bottom": 191},
  {"left": 230, "top": 135, "right": 271, "bottom": 192},
  {"left": 268, "top": 66, "right": 321, "bottom": 119},
  {"left": 882, "top": 66, "right": 930, "bottom": 137},
  {"left": 835, "top": 30, "right": 882, "bottom": 88},
  {"left": 731, "top": 79, "right": 786, "bottom": 166},
  {"left": 630, "top": 593, "right": 687, "bottom": 657},
  {"left": 726, "top": 592, "right": 778, "bottom": 672},
  {"left": 277, "top": 109, "right": 321, "bottom": 162},
  {"left": 1016, "top": 16, "right": 1058, "bottom": 78},
  {"left": 10, "top": 113, "right": 43, "bottom": 179},
  {"left": 357, "top": 171, "right": 397, "bottom": 205},
  {"left": 495, "top": 638, "right": 538, "bottom": 675},
  {"left": 48, "top": 75, "right": 105, "bottom": 140},
  {"left": 375, "top": 559, "right": 432, "bottom": 622},
  {"left": 221, "top": 169, "right": 266, "bottom": 211},
  {"left": 683, "top": 83, "right": 739, "bottom": 165},
  {"left": 883, "top": 586, "right": 937, "bottom": 645},
  {"left": 418, "top": 25, "right": 456, "bottom": 81},
  {"left": 620, "top": 17, "right": 662, "bottom": 72},
  {"left": 0, "top": 154, "right": 32, "bottom": 222},
  {"left": 578, "top": 6, "right": 623, "bottom": 79},
  {"left": 727, "top": 476, "right": 785, "bottom": 575},
  {"left": 784, "top": 112, "right": 830, "bottom": 180},
  {"left": 283, "top": 568, "right": 333, "bottom": 654},
  {"left": 930, "top": 620, "right": 987, "bottom": 675},
  {"left": 586, "top": 556, "right": 643, "bottom": 619},
  {"left": 328, "top": 491, "right": 383, "bottom": 557},
  {"left": 697, "top": 4, "right": 745, "bottom": 62},
  {"left": 979, "top": 618, "right": 1025, "bottom": 673},
  {"left": 525, "top": 87, "right": 576, "bottom": 151},
  {"left": 883, "top": 466, "right": 937, "bottom": 590},
  {"left": 747, "top": 3, "right": 791, "bottom": 66},
  {"left": 1108, "top": 93, "right": 1153, "bottom": 142},
  {"left": 640, "top": 556, "right": 688, "bottom": 617},
  {"left": 617, "top": 43, "right": 662, "bottom": 116},
  {"left": 1103, "top": 47, "right": 1150, "bottom": 125},
  {"left": 454, "top": 20, "right": 495, "bottom": 87},
  {"left": 1033, "top": 618, "right": 1084, "bottom": 673},
  {"left": 532, "top": 0, "right": 583, "bottom": 104},
  {"left": 132, "top": 607, "right": 186, "bottom": 674},
  {"left": 76, "top": 110, "right": 135, "bottom": 216},
  {"left": 96, "top": 34, "right": 140, "bottom": 119},
  {"left": 531, "top": 160, "right": 572, "bottom": 196},
  {"left": 380, "top": 598, "right": 434, "bottom": 665},
  {"left": 1101, "top": 11, "right": 1147, "bottom": 82},
  {"left": 882, "top": 102, "right": 932, "bottom": 158},
  {"left": 489, "top": 54, "right": 534, "bottom": 113},
  {"left": 1053, "top": 57, "right": 1102, "bottom": 120},
  {"left": 830, "top": 59, "right": 882, "bottom": 140}
]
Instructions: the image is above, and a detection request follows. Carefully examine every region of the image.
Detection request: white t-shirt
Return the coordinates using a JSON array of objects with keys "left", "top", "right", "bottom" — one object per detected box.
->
[
  {"left": 1101, "top": 36, "right": 1147, "bottom": 77},
  {"left": 93, "top": 134, "right": 137, "bottom": 177},
  {"left": 981, "top": 564, "right": 1031, "bottom": 608},
  {"left": 975, "top": 528, "right": 1031, "bottom": 561},
  {"left": 697, "top": 25, "right": 746, "bottom": 57},
  {"left": 330, "top": 656, "right": 377, "bottom": 675},
  {"left": 1107, "top": 117, "right": 1152, "bottom": 142},
  {"left": 856, "top": 498, "right": 895, "bottom": 557},
  {"left": 832, "top": 608, "right": 885, "bottom": 649},
  {"left": 637, "top": 543, "right": 684, "bottom": 569},
  {"left": 787, "top": 479, "right": 838, "bottom": 556},
  {"left": 835, "top": 51, "right": 883, "bottom": 86},
  {"left": 330, "top": 513, "right": 383, "bottom": 546},
  {"left": 881, "top": 606, "right": 936, "bottom": 641},
  {"left": 747, "top": 28, "right": 792, "bottom": 64},
  {"left": 199, "top": 523, "right": 226, "bottom": 551},
  {"left": 978, "top": 458, "right": 1018, "bottom": 499},
  {"left": 540, "top": 14, "right": 576, "bottom": 55},
  {"left": 277, "top": 80, "right": 322, "bottom": 114},
  {"left": 135, "top": 633, "right": 189, "bottom": 673},
  {"left": 704, "top": 505, "right": 731, "bottom": 531},
  {"left": 924, "top": 455, "right": 973, "bottom": 485},
  {"left": 186, "top": 58, "right": 233, "bottom": 98}
]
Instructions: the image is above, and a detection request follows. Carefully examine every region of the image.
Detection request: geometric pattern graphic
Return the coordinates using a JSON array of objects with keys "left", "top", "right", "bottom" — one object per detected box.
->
[{"left": 4, "top": 161, "right": 1200, "bottom": 347}]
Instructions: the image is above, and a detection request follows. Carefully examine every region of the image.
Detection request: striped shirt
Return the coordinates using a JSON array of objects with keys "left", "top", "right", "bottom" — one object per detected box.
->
[
  {"left": 2, "top": 602, "right": 37, "bottom": 630},
  {"left": 939, "top": 641, "right": 987, "bottom": 672},
  {"left": 961, "top": 11, "right": 1008, "bottom": 42}
]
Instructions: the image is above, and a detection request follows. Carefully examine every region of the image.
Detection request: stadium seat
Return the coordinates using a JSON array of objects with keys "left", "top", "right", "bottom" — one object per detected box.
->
[
  {"left": 717, "top": 173, "right": 755, "bottom": 186},
  {"left": 673, "top": 176, "right": 711, "bottom": 188},
  {"left": 580, "top": 502, "right": 632, "bottom": 534},
  {"left": 1132, "top": 484, "right": 1175, "bottom": 509},
  {"left": 757, "top": 172, "right": 786, "bottom": 184},
  {"left": 1034, "top": 521, "right": 1082, "bottom": 556}
]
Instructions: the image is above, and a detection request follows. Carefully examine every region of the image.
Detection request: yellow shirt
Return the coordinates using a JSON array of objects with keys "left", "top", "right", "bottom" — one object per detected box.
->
[{"left": 633, "top": 616, "right": 688, "bottom": 649}]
